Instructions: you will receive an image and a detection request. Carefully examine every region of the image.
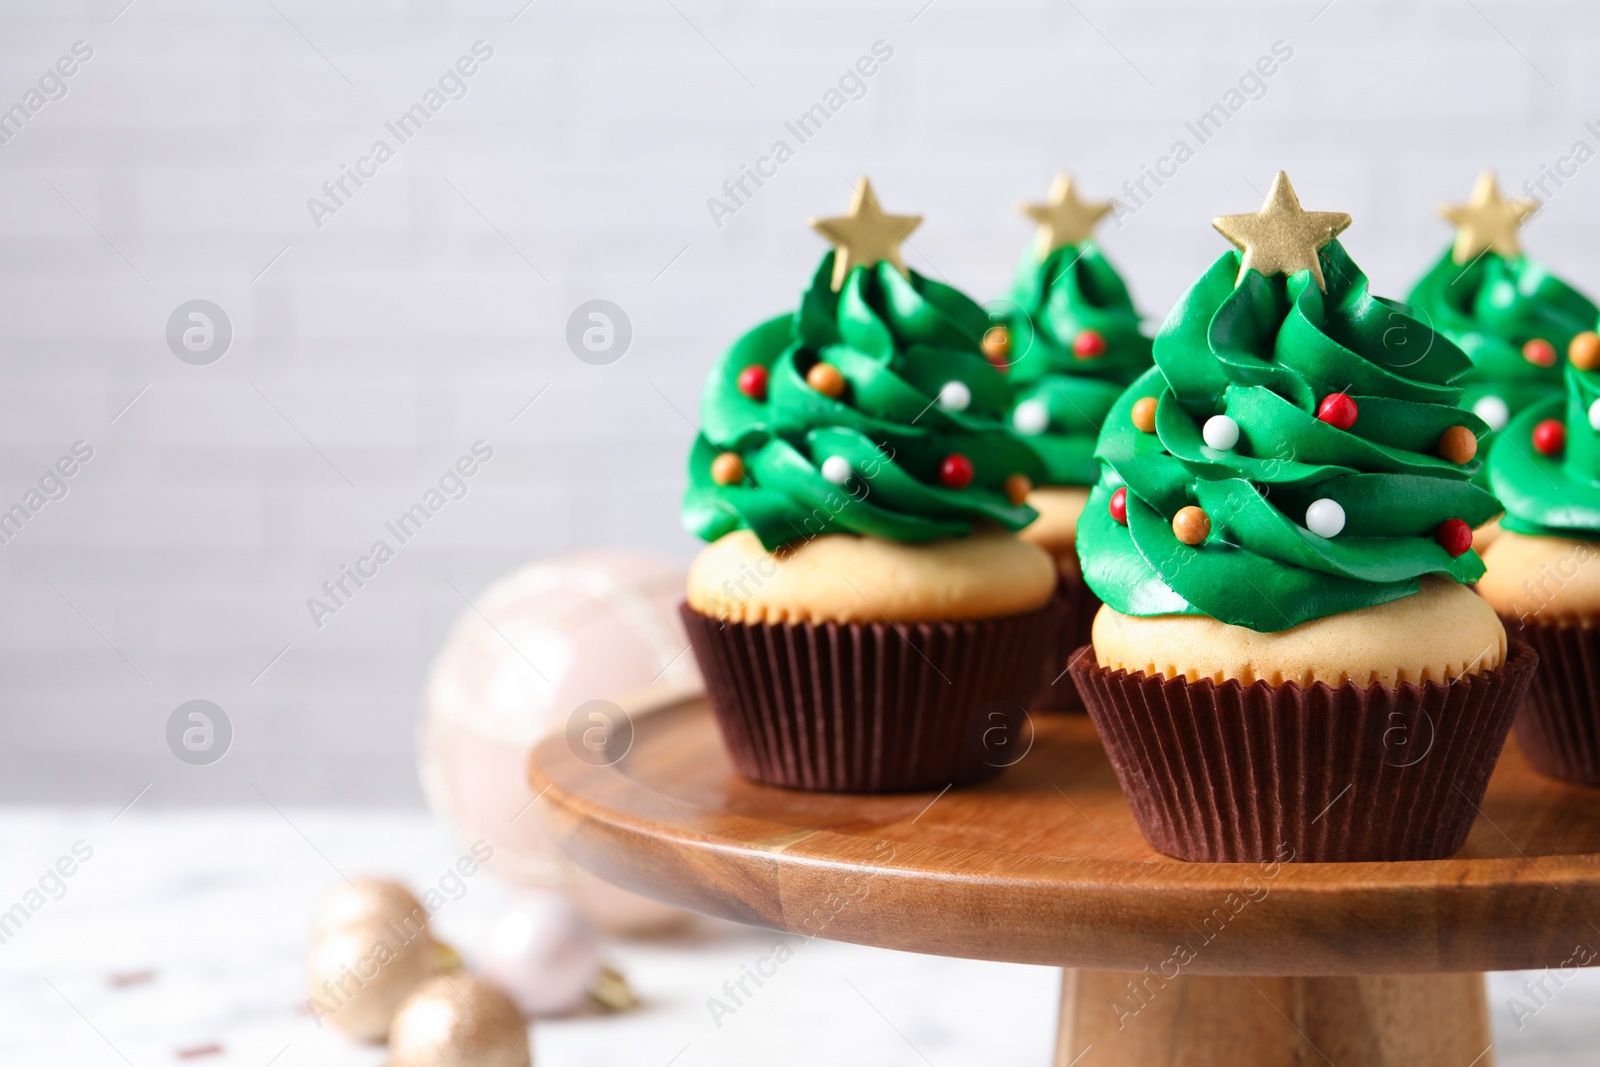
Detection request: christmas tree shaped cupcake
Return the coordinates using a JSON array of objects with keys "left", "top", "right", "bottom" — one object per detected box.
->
[
  {"left": 1407, "top": 172, "right": 1598, "bottom": 543},
  {"left": 990, "top": 174, "right": 1154, "bottom": 710},
  {"left": 1070, "top": 173, "right": 1537, "bottom": 862},
  {"left": 680, "top": 178, "right": 1057, "bottom": 793},
  {"left": 1478, "top": 354, "right": 1600, "bottom": 785}
]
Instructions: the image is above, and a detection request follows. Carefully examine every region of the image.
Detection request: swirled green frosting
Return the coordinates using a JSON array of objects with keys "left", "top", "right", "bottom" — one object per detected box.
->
[
  {"left": 1078, "top": 241, "right": 1501, "bottom": 632},
  {"left": 1490, "top": 362, "right": 1600, "bottom": 538},
  {"left": 683, "top": 253, "right": 1044, "bottom": 551},
  {"left": 1407, "top": 246, "right": 1598, "bottom": 418},
  {"left": 1000, "top": 243, "right": 1153, "bottom": 486}
]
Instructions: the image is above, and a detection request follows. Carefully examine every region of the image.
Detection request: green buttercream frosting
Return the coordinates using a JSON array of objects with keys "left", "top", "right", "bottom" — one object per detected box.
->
[
  {"left": 1000, "top": 243, "right": 1154, "bottom": 486},
  {"left": 682, "top": 252, "right": 1045, "bottom": 551},
  {"left": 1489, "top": 361, "right": 1600, "bottom": 538},
  {"left": 1078, "top": 240, "right": 1500, "bottom": 632},
  {"left": 1407, "top": 245, "right": 1598, "bottom": 419}
]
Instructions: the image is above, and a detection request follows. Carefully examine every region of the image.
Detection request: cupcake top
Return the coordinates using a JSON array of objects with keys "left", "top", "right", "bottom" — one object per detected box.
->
[
  {"left": 998, "top": 175, "right": 1154, "bottom": 487},
  {"left": 1488, "top": 360, "right": 1600, "bottom": 539},
  {"left": 1078, "top": 173, "right": 1501, "bottom": 633},
  {"left": 682, "top": 179, "right": 1044, "bottom": 552},
  {"left": 1406, "top": 172, "right": 1598, "bottom": 429}
]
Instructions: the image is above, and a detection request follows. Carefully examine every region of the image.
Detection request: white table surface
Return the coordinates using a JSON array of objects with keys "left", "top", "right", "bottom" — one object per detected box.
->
[{"left": 1, "top": 807, "right": 1595, "bottom": 1067}]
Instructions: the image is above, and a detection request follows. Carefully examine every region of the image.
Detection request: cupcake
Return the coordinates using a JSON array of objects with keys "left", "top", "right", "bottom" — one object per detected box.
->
[
  {"left": 1406, "top": 171, "right": 1598, "bottom": 548},
  {"left": 680, "top": 178, "right": 1057, "bottom": 793},
  {"left": 1069, "top": 173, "right": 1537, "bottom": 862},
  {"left": 1478, "top": 358, "right": 1600, "bottom": 785},
  {"left": 994, "top": 174, "right": 1154, "bottom": 710}
]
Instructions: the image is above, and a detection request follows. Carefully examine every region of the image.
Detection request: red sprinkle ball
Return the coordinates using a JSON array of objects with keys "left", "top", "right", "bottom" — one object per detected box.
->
[
  {"left": 1522, "top": 338, "right": 1557, "bottom": 368},
  {"left": 940, "top": 453, "right": 974, "bottom": 489},
  {"left": 1533, "top": 418, "right": 1567, "bottom": 456},
  {"left": 1435, "top": 518, "right": 1474, "bottom": 558},
  {"left": 1316, "top": 392, "right": 1358, "bottom": 430},
  {"left": 1109, "top": 486, "right": 1129, "bottom": 526},
  {"left": 1073, "top": 330, "right": 1107, "bottom": 359},
  {"left": 736, "top": 365, "right": 769, "bottom": 401}
]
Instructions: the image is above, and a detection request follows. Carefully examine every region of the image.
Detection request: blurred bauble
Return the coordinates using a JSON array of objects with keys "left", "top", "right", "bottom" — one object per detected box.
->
[
  {"left": 418, "top": 550, "right": 697, "bottom": 937},
  {"left": 389, "top": 974, "right": 531, "bottom": 1067},
  {"left": 474, "top": 892, "right": 602, "bottom": 1017},
  {"left": 312, "top": 878, "right": 427, "bottom": 938},
  {"left": 306, "top": 920, "right": 438, "bottom": 1042}
]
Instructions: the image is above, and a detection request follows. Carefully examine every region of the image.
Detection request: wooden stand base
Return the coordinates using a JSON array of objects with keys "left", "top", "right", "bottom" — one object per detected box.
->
[{"left": 1056, "top": 970, "right": 1493, "bottom": 1067}]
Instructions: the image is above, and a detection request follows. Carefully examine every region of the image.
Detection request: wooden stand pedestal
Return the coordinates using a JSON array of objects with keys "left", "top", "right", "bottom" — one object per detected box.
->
[{"left": 1056, "top": 970, "right": 1492, "bottom": 1066}]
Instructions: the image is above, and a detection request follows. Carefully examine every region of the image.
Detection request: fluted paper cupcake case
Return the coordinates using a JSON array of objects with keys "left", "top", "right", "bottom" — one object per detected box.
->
[
  {"left": 1499, "top": 616, "right": 1600, "bottom": 786},
  {"left": 1030, "top": 573, "right": 1100, "bottom": 713},
  {"left": 1069, "top": 640, "right": 1537, "bottom": 863},
  {"left": 681, "top": 601, "right": 1056, "bottom": 793}
]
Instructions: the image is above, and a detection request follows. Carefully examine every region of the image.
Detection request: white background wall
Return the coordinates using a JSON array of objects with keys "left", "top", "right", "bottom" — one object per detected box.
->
[{"left": 2, "top": 0, "right": 1597, "bottom": 803}]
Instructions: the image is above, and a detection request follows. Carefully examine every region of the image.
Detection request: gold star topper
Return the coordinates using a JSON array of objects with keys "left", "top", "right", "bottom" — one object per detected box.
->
[
  {"left": 1439, "top": 171, "right": 1536, "bottom": 265},
  {"left": 809, "top": 178, "right": 922, "bottom": 292},
  {"left": 1021, "top": 173, "right": 1113, "bottom": 260},
  {"left": 1212, "top": 172, "right": 1352, "bottom": 292}
]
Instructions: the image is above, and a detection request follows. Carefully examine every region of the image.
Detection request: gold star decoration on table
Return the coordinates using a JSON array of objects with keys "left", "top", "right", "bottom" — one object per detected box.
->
[
  {"left": 1212, "top": 172, "right": 1352, "bottom": 292},
  {"left": 1439, "top": 170, "right": 1536, "bottom": 265},
  {"left": 809, "top": 177, "right": 922, "bottom": 291},
  {"left": 1021, "top": 173, "right": 1113, "bottom": 260}
]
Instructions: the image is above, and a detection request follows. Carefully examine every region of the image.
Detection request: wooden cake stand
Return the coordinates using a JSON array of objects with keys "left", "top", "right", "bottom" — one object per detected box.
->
[{"left": 530, "top": 692, "right": 1600, "bottom": 1066}]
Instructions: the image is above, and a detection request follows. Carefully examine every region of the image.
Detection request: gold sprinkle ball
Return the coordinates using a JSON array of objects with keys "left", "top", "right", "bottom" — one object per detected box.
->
[
  {"left": 1437, "top": 425, "right": 1478, "bottom": 465},
  {"left": 711, "top": 453, "right": 745, "bottom": 486},
  {"left": 1173, "top": 506, "right": 1210, "bottom": 546},
  {"left": 806, "top": 363, "right": 846, "bottom": 398},
  {"left": 1569, "top": 331, "right": 1600, "bottom": 371},
  {"left": 1003, "top": 474, "right": 1032, "bottom": 506},
  {"left": 1130, "top": 397, "right": 1159, "bottom": 434}
]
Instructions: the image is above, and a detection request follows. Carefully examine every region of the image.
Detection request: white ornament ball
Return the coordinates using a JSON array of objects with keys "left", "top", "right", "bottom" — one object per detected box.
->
[
  {"left": 1013, "top": 399, "right": 1050, "bottom": 435},
  {"left": 1202, "top": 414, "right": 1241, "bottom": 451},
  {"left": 475, "top": 892, "right": 602, "bottom": 1018},
  {"left": 1589, "top": 398, "right": 1600, "bottom": 431},
  {"left": 1305, "top": 498, "right": 1346, "bottom": 539},
  {"left": 937, "top": 381, "right": 971, "bottom": 412},
  {"left": 418, "top": 551, "right": 696, "bottom": 938},
  {"left": 821, "top": 456, "right": 853, "bottom": 485},
  {"left": 1473, "top": 395, "right": 1510, "bottom": 432}
]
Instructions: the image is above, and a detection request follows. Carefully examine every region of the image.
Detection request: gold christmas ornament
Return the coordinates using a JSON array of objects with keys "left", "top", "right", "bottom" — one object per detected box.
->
[
  {"left": 313, "top": 879, "right": 428, "bottom": 937},
  {"left": 388, "top": 975, "right": 532, "bottom": 1067},
  {"left": 1021, "top": 173, "right": 1113, "bottom": 259},
  {"left": 1439, "top": 170, "right": 1536, "bottom": 265},
  {"left": 809, "top": 177, "right": 922, "bottom": 292},
  {"left": 1212, "top": 172, "right": 1352, "bottom": 292},
  {"left": 307, "top": 920, "right": 440, "bottom": 1042}
]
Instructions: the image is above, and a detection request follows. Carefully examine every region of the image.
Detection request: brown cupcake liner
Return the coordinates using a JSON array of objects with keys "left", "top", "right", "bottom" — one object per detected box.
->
[
  {"left": 1069, "top": 640, "right": 1538, "bottom": 863},
  {"left": 1030, "top": 573, "right": 1101, "bottom": 713},
  {"left": 681, "top": 601, "right": 1056, "bottom": 793},
  {"left": 1500, "top": 615, "right": 1600, "bottom": 787}
]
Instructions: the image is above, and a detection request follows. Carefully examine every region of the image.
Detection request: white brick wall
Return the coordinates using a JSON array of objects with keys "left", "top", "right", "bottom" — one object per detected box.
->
[{"left": 3, "top": 0, "right": 1599, "bottom": 802}]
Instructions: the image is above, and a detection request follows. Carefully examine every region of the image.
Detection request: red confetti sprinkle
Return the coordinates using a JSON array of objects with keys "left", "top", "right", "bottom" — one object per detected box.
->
[
  {"left": 1316, "top": 393, "right": 1358, "bottom": 430},
  {"left": 1523, "top": 338, "right": 1557, "bottom": 368},
  {"left": 736, "top": 365, "right": 769, "bottom": 401},
  {"left": 939, "top": 454, "right": 974, "bottom": 489},
  {"left": 1073, "top": 329, "right": 1107, "bottom": 359},
  {"left": 1533, "top": 418, "right": 1566, "bottom": 456},
  {"left": 1109, "top": 487, "right": 1128, "bottom": 525},
  {"left": 109, "top": 970, "right": 156, "bottom": 988},
  {"left": 1435, "top": 518, "right": 1473, "bottom": 558},
  {"left": 176, "top": 1044, "right": 225, "bottom": 1060}
]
